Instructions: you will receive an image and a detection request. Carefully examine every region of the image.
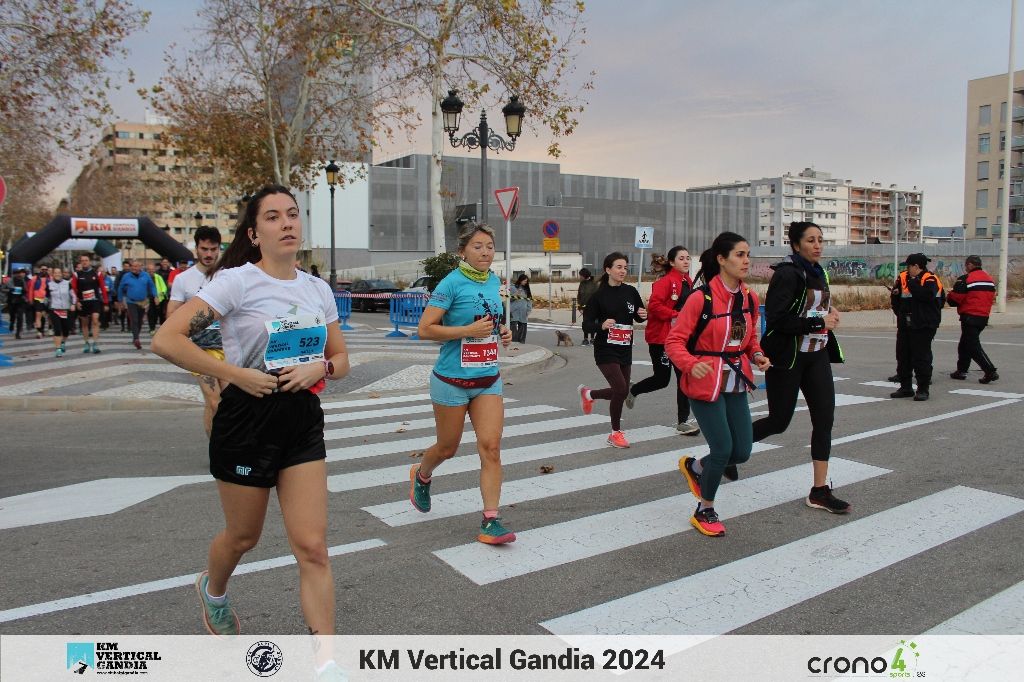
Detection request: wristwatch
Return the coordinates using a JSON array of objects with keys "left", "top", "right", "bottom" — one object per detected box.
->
[{"left": 323, "top": 359, "right": 335, "bottom": 380}]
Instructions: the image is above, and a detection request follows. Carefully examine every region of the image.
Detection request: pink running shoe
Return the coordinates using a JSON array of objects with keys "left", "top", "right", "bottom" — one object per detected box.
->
[
  {"left": 578, "top": 385, "right": 594, "bottom": 415},
  {"left": 607, "top": 430, "right": 630, "bottom": 448}
]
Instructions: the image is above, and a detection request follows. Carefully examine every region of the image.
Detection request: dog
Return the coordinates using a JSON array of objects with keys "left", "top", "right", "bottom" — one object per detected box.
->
[{"left": 555, "top": 330, "right": 574, "bottom": 346}]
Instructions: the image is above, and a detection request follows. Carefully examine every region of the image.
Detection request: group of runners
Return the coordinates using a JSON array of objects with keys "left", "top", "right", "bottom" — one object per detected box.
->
[{"left": 62, "top": 182, "right": 984, "bottom": 678}]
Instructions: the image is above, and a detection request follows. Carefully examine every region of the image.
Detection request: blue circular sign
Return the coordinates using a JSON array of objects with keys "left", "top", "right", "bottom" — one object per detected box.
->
[{"left": 542, "top": 220, "right": 560, "bottom": 238}]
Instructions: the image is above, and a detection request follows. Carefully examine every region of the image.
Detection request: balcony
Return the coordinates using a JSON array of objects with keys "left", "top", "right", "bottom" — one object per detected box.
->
[
  {"left": 1013, "top": 166, "right": 1024, "bottom": 180},
  {"left": 1010, "top": 194, "right": 1024, "bottom": 208},
  {"left": 1013, "top": 135, "right": 1024, "bottom": 150},
  {"left": 991, "top": 223, "right": 1024, "bottom": 236},
  {"left": 1014, "top": 106, "right": 1024, "bottom": 121}
]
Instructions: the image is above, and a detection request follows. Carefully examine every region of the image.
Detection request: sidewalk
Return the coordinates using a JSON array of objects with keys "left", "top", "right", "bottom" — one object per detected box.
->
[{"left": 531, "top": 298, "right": 1024, "bottom": 330}]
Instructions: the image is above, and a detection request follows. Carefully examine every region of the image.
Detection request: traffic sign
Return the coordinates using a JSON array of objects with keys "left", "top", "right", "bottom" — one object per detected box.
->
[
  {"left": 0, "top": 175, "right": 6, "bottom": 207},
  {"left": 543, "top": 237, "right": 560, "bottom": 252},
  {"left": 495, "top": 186, "right": 520, "bottom": 221},
  {"left": 635, "top": 225, "right": 654, "bottom": 249},
  {"left": 542, "top": 219, "right": 560, "bottom": 238}
]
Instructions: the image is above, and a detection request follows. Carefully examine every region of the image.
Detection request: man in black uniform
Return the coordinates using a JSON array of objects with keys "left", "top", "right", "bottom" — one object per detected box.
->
[
  {"left": 889, "top": 253, "right": 943, "bottom": 402},
  {"left": 72, "top": 254, "right": 109, "bottom": 354}
]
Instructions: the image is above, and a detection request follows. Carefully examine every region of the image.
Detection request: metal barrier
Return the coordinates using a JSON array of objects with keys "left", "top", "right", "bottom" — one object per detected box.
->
[
  {"left": 387, "top": 292, "right": 429, "bottom": 338},
  {"left": 334, "top": 293, "right": 354, "bottom": 331},
  {"left": 0, "top": 317, "right": 13, "bottom": 366}
]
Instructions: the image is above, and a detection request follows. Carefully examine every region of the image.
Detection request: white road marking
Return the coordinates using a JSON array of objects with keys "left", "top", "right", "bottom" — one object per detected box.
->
[
  {"left": 325, "top": 404, "right": 558, "bottom": 441},
  {"left": 925, "top": 580, "right": 1024, "bottom": 634}
]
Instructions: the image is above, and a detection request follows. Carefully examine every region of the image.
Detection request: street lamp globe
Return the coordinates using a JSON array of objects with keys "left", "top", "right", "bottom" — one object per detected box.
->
[
  {"left": 440, "top": 89, "right": 465, "bottom": 136},
  {"left": 502, "top": 95, "right": 526, "bottom": 139},
  {"left": 324, "top": 160, "right": 340, "bottom": 187}
]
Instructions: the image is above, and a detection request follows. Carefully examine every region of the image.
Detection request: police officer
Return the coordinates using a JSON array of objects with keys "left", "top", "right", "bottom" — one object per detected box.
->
[
  {"left": 947, "top": 255, "right": 998, "bottom": 384},
  {"left": 889, "top": 253, "right": 943, "bottom": 401}
]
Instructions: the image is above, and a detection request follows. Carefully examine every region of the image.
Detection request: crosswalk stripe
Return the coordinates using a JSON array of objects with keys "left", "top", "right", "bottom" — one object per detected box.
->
[
  {"left": 0, "top": 351, "right": 151, "bottom": 377},
  {"left": 540, "top": 486, "right": 1024, "bottom": 636},
  {"left": 433, "top": 457, "right": 887, "bottom": 585},
  {"left": 320, "top": 393, "right": 430, "bottom": 410},
  {"left": 830, "top": 398, "right": 1020, "bottom": 446},
  {"left": 325, "top": 414, "right": 609, "bottom": 463},
  {"left": 925, "top": 580, "right": 1024, "bottom": 634},
  {"left": 327, "top": 425, "right": 678, "bottom": 493},
  {"left": 323, "top": 397, "right": 516, "bottom": 421},
  {"left": 950, "top": 388, "right": 1024, "bottom": 400},
  {"left": 0, "top": 363, "right": 186, "bottom": 396},
  {"left": 0, "top": 539, "right": 387, "bottom": 624},
  {"left": 325, "top": 404, "right": 558, "bottom": 440},
  {"left": 365, "top": 441, "right": 780, "bottom": 527}
]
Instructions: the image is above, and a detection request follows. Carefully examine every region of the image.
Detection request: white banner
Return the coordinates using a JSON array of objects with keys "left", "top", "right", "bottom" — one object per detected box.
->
[
  {"left": 1, "top": 635, "right": 1022, "bottom": 681},
  {"left": 71, "top": 217, "right": 139, "bottom": 238}
]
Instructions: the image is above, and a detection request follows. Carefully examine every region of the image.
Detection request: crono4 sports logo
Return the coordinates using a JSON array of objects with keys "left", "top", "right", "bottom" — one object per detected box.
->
[{"left": 808, "top": 640, "right": 923, "bottom": 678}]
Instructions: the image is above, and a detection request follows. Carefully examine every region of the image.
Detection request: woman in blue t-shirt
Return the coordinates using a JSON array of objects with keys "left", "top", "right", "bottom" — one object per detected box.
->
[{"left": 412, "top": 223, "right": 515, "bottom": 545}]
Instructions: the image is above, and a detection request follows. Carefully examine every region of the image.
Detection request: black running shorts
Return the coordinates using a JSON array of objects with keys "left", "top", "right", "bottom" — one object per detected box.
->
[
  {"left": 79, "top": 300, "right": 103, "bottom": 317},
  {"left": 209, "top": 384, "right": 327, "bottom": 487}
]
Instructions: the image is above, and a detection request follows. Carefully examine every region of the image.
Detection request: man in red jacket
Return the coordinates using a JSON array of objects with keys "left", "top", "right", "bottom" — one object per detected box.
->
[{"left": 947, "top": 255, "right": 997, "bottom": 384}]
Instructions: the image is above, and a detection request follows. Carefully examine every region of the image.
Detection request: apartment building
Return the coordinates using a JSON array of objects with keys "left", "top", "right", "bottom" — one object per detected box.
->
[
  {"left": 67, "top": 112, "right": 238, "bottom": 250},
  {"left": 688, "top": 168, "right": 922, "bottom": 247},
  {"left": 963, "top": 70, "right": 1024, "bottom": 240}
]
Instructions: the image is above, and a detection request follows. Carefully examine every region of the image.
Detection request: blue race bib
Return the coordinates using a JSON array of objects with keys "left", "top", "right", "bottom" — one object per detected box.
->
[{"left": 263, "top": 314, "right": 327, "bottom": 370}]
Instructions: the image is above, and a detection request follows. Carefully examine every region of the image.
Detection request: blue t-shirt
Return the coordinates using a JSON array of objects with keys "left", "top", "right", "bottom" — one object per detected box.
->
[{"left": 428, "top": 269, "right": 502, "bottom": 379}]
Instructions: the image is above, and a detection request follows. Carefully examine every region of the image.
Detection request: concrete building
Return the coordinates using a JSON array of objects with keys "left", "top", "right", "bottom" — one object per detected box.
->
[
  {"left": 299, "top": 153, "right": 757, "bottom": 276},
  {"left": 963, "top": 70, "right": 1024, "bottom": 240},
  {"left": 67, "top": 112, "right": 239, "bottom": 256},
  {"left": 687, "top": 168, "right": 922, "bottom": 247}
]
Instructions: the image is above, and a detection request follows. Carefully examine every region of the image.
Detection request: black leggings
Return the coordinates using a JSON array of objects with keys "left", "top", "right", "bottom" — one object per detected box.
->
[
  {"left": 752, "top": 348, "right": 834, "bottom": 461},
  {"left": 629, "top": 343, "right": 690, "bottom": 423},
  {"left": 48, "top": 311, "right": 73, "bottom": 339},
  {"left": 591, "top": 362, "right": 632, "bottom": 431}
]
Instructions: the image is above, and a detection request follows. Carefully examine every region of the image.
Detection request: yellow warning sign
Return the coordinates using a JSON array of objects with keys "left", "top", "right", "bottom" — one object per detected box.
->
[{"left": 543, "top": 237, "right": 560, "bottom": 252}]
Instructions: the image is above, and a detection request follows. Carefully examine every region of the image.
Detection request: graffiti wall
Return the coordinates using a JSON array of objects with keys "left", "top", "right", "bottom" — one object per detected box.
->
[{"left": 750, "top": 256, "right": 1024, "bottom": 283}]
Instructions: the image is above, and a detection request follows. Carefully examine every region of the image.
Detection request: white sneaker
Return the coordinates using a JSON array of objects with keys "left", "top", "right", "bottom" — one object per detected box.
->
[{"left": 676, "top": 420, "right": 701, "bottom": 436}]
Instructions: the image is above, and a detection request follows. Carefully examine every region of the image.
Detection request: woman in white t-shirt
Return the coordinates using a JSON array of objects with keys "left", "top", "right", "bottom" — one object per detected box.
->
[{"left": 152, "top": 186, "right": 349, "bottom": 669}]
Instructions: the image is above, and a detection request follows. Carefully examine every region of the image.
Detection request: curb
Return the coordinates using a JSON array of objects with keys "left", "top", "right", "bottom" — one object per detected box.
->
[{"left": 0, "top": 395, "right": 198, "bottom": 413}]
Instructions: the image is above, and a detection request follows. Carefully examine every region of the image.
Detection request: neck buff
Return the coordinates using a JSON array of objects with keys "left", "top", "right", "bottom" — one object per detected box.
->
[{"left": 458, "top": 260, "right": 490, "bottom": 283}]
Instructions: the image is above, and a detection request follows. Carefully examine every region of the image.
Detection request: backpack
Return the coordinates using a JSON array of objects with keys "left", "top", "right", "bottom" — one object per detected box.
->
[{"left": 685, "top": 283, "right": 758, "bottom": 391}]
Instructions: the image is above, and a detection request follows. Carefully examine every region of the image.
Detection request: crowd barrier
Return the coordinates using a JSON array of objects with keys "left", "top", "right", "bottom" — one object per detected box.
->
[
  {"left": 387, "top": 292, "right": 430, "bottom": 338},
  {"left": 0, "top": 316, "right": 12, "bottom": 366},
  {"left": 333, "top": 293, "right": 354, "bottom": 331}
]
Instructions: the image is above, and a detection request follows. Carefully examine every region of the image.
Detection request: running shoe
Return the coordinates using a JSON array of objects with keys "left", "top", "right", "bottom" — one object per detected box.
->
[
  {"left": 980, "top": 371, "right": 999, "bottom": 384},
  {"left": 691, "top": 505, "right": 725, "bottom": 537},
  {"left": 723, "top": 464, "right": 739, "bottom": 482},
  {"left": 607, "top": 430, "right": 630, "bottom": 448},
  {"left": 678, "top": 456, "right": 702, "bottom": 498},
  {"left": 950, "top": 371, "right": 968, "bottom": 380},
  {"left": 82, "top": 343, "right": 92, "bottom": 353},
  {"left": 91, "top": 344, "right": 101, "bottom": 354},
  {"left": 886, "top": 374, "right": 899, "bottom": 383},
  {"left": 60, "top": 342, "right": 66, "bottom": 352},
  {"left": 577, "top": 385, "right": 593, "bottom": 415},
  {"left": 806, "top": 485, "right": 851, "bottom": 514},
  {"left": 913, "top": 389, "right": 929, "bottom": 402},
  {"left": 890, "top": 387, "right": 915, "bottom": 399},
  {"left": 477, "top": 516, "right": 516, "bottom": 544},
  {"left": 409, "top": 464, "right": 431, "bottom": 513},
  {"left": 316, "top": 661, "right": 349, "bottom": 682},
  {"left": 195, "top": 571, "right": 239, "bottom": 637},
  {"left": 624, "top": 385, "right": 636, "bottom": 410},
  {"left": 133, "top": 338, "right": 142, "bottom": 350},
  {"left": 676, "top": 420, "right": 700, "bottom": 436},
  {"left": 55, "top": 348, "right": 64, "bottom": 358},
  {"left": 35, "top": 329, "right": 42, "bottom": 339}
]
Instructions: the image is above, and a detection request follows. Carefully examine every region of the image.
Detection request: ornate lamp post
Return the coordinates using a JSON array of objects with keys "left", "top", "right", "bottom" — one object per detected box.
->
[{"left": 324, "top": 160, "right": 340, "bottom": 291}]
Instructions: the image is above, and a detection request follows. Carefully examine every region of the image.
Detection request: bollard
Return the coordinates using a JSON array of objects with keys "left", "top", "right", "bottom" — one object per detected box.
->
[{"left": 571, "top": 297, "right": 577, "bottom": 324}]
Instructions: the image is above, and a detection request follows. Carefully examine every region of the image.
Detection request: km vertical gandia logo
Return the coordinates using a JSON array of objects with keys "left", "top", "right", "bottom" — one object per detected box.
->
[{"left": 64, "top": 641, "right": 163, "bottom": 674}]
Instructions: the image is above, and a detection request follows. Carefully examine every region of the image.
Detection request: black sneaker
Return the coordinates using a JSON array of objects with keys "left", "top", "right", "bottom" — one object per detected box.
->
[
  {"left": 890, "top": 387, "right": 915, "bottom": 399},
  {"left": 950, "top": 371, "right": 967, "bottom": 380},
  {"left": 806, "top": 485, "right": 851, "bottom": 514},
  {"left": 723, "top": 464, "right": 739, "bottom": 482},
  {"left": 980, "top": 371, "right": 999, "bottom": 384},
  {"left": 887, "top": 374, "right": 900, "bottom": 383},
  {"left": 913, "top": 389, "right": 929, "bottom": 401}
]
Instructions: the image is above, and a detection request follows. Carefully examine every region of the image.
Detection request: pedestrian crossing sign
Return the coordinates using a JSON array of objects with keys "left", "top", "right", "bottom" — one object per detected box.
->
[{"left": 635, "top": 226, "right": 654, "bottom": 249}]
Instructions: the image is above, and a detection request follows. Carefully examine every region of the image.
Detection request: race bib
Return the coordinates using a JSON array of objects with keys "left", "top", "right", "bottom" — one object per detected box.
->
[
  {"left": 82, "top": 289, "right": 96, "bottom": 301},
  {"left": 264, "top": 313, "right": 327, "bottom": 370},
  {"left": 805, "top": 309, "right": 828, "bottom": 343},
  {"left": 54, "top": 309, "right": 68, "bottom": 319},
  {"left": 461, "top": 335, "right": 499, "bottom": 368},
  {"left": 607, "top": 324, "right": 633, "bottom": 346},
  {"left": 11, "top": 286, "right": 22, "bottom": 295}
]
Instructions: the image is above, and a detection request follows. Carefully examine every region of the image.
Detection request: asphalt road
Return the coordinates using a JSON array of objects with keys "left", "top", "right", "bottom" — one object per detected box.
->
[{"left": 1, "top": 325, "right": 1022, "bottom": 638}]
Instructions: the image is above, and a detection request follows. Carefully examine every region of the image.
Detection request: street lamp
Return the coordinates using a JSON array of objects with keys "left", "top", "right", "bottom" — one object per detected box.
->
[{"left": 324, "top": 160, "right": 340, "bottom": 291}]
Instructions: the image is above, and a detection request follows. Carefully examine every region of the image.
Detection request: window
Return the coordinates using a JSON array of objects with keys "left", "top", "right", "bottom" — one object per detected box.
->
[
  {"left": 116, "top": 131, "right": 131, "bottom": 139},
  {"left": 1000, "top": 132, "right": 1006, "bottom": 151},
  {"left": 138, "top": 132, "right": 145, "bottom": 139},
  {"left": 157, "top": 165, "right": 166, "bottom": 172},
  {"left": 999, "top": 160, "right": 1005, "bottom": 179},
  {"left": 979, "top": 105, "right": 991, "bottom": 126},
  {"left": 979, "top": 134, "right": 991, "bottom": 153},
  {"left": 1001, "top": 101, "right": 1007, "bottom": 122},
  {"left": 997, "top": 188, "right": 1003, "bottom": 208},
  {"left": 976, "top": 189, "right": 988, "bottom": 209},
  {"left": 978, "top": 161, "right": 990, "bottom": 180},
  {"left": 804, "top": 185, "right": 814, "bottom": 195},
  {"left": 975, "top": 217, "right": 988, "bottom": 236}
]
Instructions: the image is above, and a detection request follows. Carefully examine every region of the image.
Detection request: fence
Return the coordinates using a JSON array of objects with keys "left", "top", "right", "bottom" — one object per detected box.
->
[
  {"left": 386, "top": 293, "right": 430, "bottom": 338},
  {"left": 0, "top": 316, "right": 13, "bottom": 366},
  {"left": 333, "top": 293, "right": 354, "bottom": 331}
]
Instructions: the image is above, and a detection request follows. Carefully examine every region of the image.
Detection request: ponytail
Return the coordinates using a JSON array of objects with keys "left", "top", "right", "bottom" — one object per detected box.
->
[{"left": 692, "top": 232, "right": 748, "bottom": 286}]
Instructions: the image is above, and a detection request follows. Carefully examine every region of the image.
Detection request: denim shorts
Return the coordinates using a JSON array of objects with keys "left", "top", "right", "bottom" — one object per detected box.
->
[{"left": 429, "top": 372, "right": 503, "bottom": 406}]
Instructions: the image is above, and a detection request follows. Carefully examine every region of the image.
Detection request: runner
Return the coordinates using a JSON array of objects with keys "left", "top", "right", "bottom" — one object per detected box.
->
[
  {"left": 152, "top": 185, "right": 349, "bottom": 680},
  {"left": 6, "top": 268, "right": 29, "bottom": 339},
  {"left": 750, "top": 222, "right": 849, "bottom": 513},
  {"left": 577, "top": 252, "right": 648, "bottom": 449},
  {"left": 625, "top": 245, "right": 700, "bottom": 436},
  {"left": 28, "top": 265, "right": 50, "bottom": 338},
  {"left": 666, "top": 232, "right": 770, "bottom": 537},
  {"left": 167, "top": 226, "right": 225, "bottom": 437},
  {"left": 46, "top": 267, "right": 77, "bottom": 357},
  {"left": 410, "top": 222, "right": 516, "bottom": 544},
  {"left": 72, "top": 254, "right": 109, "bottom": 354}
]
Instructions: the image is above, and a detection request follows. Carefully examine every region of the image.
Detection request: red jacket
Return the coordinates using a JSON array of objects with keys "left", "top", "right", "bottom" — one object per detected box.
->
[
  {"left": 665, "top": 276, "right": 762, "bottom": 402},
  {"left": 947, "top": 268, "right": 995, "bottom": 318},
  {"left": 644, "top": 269, "right": 693, "bottom": 344}
]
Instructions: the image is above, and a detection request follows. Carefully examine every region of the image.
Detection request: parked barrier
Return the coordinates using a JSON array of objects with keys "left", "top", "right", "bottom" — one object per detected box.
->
[
  {"left": 334, "top": 293, "right": 354, "bottom": 331},
  {"left": 387, "top": 292, "right": 429, "bottom": 338}
]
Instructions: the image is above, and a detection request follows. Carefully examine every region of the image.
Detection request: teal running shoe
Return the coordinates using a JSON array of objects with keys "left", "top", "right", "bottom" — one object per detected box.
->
[
  {"left": 478, "top": 516, "right": 516, "bottom": 545},
  {"left": 195, "top": 571, "right": 239, "bottom": 637}
]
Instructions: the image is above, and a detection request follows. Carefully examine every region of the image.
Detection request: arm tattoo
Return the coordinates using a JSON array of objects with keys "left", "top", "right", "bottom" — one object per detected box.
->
[{"left": 187, "top": 307, "right": 215, "bottom": 337}]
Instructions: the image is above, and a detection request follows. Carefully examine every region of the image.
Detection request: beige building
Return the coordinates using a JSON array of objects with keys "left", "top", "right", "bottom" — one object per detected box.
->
[
  {"left": 688, "top": 168, "right": 922, "bottom": 247},
  {"left": 67, "top": 112, "right": 239, "bottom": 257},
  {"left": 963, "top": 70, "right": 1024, "bottom": 240}
]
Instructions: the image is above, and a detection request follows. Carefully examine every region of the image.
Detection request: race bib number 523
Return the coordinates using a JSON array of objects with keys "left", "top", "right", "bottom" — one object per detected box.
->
[{"left": 264, "top": 314, "right": 328, "bottom": 370}]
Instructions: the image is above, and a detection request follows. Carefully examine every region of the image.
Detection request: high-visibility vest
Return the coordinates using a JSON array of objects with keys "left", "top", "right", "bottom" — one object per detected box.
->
[{"left": 898, "top": 271, "right": 943, "bottom": 298}]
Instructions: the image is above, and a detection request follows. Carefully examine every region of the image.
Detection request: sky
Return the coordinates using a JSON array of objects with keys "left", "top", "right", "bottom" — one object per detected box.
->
[{"left": 58, "top": 0, "right": 1024, "bottom": 226}]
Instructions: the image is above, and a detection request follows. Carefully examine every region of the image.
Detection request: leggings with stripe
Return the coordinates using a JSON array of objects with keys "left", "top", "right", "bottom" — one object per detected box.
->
[
  {"left": 591, "top": 362, "right": 632, "bottom": 431},
  {"left": 751, "top": 348, "right": 834, "bottom": 461}
]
